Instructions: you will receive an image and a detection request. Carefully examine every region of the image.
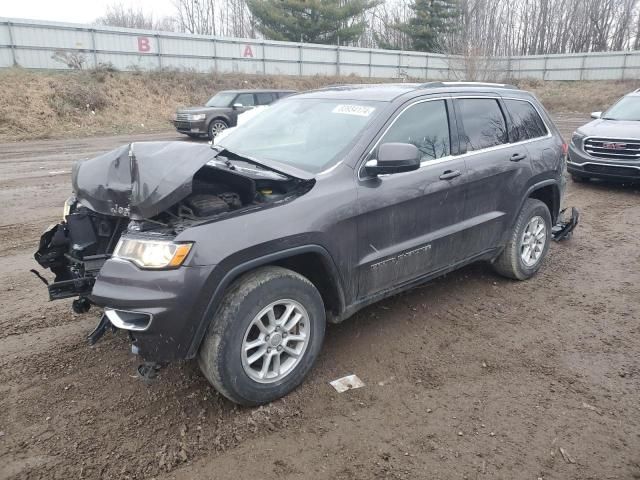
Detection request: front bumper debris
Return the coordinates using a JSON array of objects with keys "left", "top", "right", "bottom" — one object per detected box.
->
[
  {"left": 87, "top": 313, "right": 115, "bottom": 345},
  {"left": 552, "top": 207, "right": 579, "bottom": 241}
]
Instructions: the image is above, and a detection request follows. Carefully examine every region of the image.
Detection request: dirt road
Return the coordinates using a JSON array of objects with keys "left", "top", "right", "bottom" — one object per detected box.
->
[{"left": 1, "top": 117, "right": 639, "bottom": 480}]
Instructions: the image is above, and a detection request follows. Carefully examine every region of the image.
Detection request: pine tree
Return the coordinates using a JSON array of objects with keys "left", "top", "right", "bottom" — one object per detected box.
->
[
  {"left": 396, "top": 0, "right": 459, "bottom": 52},
  {"left": 246, "top": 0, "right": 381, "bottom": 45}
]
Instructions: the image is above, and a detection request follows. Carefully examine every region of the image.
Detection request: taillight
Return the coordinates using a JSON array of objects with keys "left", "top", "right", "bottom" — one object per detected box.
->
[{"left": 561, "top": 143, "right": 568, "bottom": 156}]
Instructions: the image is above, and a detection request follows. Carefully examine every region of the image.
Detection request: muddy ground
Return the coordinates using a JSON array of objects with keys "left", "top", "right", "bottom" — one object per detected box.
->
[{"left": 1, "top": 116, "right": 639, "bottom": 480}]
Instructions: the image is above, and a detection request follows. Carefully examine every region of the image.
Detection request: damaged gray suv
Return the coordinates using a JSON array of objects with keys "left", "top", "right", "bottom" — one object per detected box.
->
[{"left": 35, "top": 82, "right": 576, "bottom": 405}]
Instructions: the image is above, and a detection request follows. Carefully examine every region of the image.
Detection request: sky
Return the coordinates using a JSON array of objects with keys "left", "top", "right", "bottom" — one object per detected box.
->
[{"left": 1, "top": 0, "right": 177, "bottom": 24}]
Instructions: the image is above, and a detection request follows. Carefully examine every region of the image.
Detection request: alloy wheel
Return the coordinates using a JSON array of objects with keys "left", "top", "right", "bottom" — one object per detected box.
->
[
  {"left": 241, "top": 299, "right": 310, "bottom": 383},
  {"left": 520, "top": 215, "right": 547, "bottom": 267}
]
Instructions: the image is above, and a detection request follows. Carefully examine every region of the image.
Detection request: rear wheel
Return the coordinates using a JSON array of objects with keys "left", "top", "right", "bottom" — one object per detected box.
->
[
  {"left": 492, "top": 198, "right": 552, "bottom": 280},
  {"left": 198, "top": 266, "right": 325, "bottom": 406},
  {"left": 207, "top": 119, "right": 228, "bottom": 140}
]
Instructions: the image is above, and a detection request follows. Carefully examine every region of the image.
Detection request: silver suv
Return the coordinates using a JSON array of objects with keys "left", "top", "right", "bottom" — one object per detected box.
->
[{"left": 568, "top": 89, "right": 640, "bottom": 182}]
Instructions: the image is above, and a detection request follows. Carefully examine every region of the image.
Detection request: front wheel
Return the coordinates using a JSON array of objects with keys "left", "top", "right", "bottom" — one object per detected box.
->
[
  {"left": 207, "top": 119, "right": 228, "bottom": 140},
  {"left": 492, "top": 198, "right": 552, "bottom": 280},
  {"left": 198, "top": 266, "right": 325, "bottom": 406}
]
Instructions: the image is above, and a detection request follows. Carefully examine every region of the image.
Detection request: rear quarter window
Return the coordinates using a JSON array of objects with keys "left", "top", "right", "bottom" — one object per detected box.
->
[{"left": 504, "top": 99, "right": 548, "bottom": 141}]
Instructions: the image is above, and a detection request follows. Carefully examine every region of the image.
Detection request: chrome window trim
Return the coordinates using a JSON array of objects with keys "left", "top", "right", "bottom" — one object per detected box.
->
[{"left": 357, "top": 95, "right": 553, "bottom": 180}]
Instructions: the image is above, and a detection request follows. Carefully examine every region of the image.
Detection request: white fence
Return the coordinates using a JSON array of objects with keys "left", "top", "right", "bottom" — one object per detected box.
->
[{"left": 2, "top": 17, "right": 640, "bottom": 81}]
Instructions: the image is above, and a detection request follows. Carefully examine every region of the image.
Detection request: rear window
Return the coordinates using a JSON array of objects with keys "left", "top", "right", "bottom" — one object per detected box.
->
[
  {"left": 457, "top": 98, "right": 508, "bottom": 151},
  {"left": 505, "top": 99, "right": 548, "bottom": 141}
]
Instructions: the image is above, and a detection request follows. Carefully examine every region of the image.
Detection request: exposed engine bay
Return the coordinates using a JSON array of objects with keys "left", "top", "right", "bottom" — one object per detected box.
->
[{"left": 33, "top": 142, "right": 313, "bottom": 305}]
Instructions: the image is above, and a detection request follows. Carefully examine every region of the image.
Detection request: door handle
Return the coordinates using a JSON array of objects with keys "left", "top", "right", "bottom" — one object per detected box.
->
[
  {"left": 439, "top": 169, "right": 461, "bottom": 180},
  {"left": 510, "top": 152, "right": 527, "bottom": 162}
]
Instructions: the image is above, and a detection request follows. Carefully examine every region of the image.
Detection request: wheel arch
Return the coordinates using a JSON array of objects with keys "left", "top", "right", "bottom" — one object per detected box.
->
[
  {"left": 208, "top": 115, "right": 230, "bottom": 129},
  {"left": 186, "top": 245, "right": 346, "bottom": 359},
  {"left": 527, "top": 180, "right": 561, "bottom": 223}
]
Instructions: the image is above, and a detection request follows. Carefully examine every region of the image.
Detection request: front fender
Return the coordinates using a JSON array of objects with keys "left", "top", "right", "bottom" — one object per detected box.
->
[{"left": 184, "top": 244, "right": 345, "bottom": 359}]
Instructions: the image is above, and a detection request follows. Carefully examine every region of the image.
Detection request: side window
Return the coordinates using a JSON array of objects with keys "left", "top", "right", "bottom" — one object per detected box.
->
[
  {"left": 234, "top": 93, "right": 255, "bottom": 107},
  {"left": 504, "top": 99, "right": 548, "bottom": 141},
  {"left": 378, "top": 100, "right": 451, "bottom": 162},
  {"left": 255, "top": 92, "right": 275, "bottom": 105},
  {"left": 457, "top": 98, "right": 508, "bottom": 151}
]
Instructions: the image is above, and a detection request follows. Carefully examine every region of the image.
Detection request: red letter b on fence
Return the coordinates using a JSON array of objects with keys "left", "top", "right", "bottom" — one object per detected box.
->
[{"left": 137, "top": 37, "right": 151, "bottom": 52}]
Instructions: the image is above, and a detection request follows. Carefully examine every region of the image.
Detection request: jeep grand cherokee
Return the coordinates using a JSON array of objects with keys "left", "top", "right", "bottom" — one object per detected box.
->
[{"left": 35, "top": 82, "right": 571, "bottom": 405}]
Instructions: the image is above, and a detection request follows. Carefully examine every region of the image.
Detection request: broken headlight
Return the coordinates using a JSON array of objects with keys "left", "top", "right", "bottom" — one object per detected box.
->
[
  {"left": 113, "top": 238, "right": 193, "bottom": 269},
  {"left": 186, "top": 113, "right": 206, "bottom": 121}
]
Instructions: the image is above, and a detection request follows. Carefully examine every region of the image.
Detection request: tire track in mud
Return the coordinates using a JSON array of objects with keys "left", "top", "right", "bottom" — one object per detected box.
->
[{"left": 1, "top": 119, "right": 640, "bottom": 480}]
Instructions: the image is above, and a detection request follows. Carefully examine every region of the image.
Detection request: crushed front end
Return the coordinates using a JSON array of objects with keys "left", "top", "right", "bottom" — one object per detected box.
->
[
  {"left": 35, "top": 198, "right": 126, "bottom": 307},
  {"left": 33, "top": 141, "right": 313, "bottom": 370}
]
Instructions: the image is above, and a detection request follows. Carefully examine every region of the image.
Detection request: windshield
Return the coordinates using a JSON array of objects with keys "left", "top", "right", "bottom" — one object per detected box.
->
[
  {"left": 603, "top": 96, "right": 640, "bottom": 121},
  {"left": 217, "top": 98, "right": 381, "bottom": 173},
  {"left": 206, "top": 92, "right": 236, "bottom": 108}
]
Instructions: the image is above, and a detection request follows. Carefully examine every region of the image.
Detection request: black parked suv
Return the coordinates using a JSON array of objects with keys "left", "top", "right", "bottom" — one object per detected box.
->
[
  {"left": 36, "top": 82, "right": 569, "bottom": 405},
  {"left": 172, "top": 89, "right": 295, "bottom": 139}
]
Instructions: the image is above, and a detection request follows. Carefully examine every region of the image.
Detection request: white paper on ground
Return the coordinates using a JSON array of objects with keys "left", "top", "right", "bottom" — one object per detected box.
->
[{"left": 329, "top": 374, "right": 365, "bottom": 393}]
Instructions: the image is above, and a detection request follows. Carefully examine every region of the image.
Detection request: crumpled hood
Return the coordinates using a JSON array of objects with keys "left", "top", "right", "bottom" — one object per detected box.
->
[
  {"left": 72, "top": 142, "right": 218, "bottom": 220},
  {"left": 577, "top": 118, "right": 640, "bottom": 138}
]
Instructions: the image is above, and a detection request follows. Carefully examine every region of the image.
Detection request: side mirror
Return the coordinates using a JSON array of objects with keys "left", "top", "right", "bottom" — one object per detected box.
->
[
  {"left": 591, "top": 111, "right": 602, "bottom": 119},
  {"left": 233, "top": 103, "right": 244, "bottom": 109},
  {"left": 364, "top": 143, "right": 421, "bottom": 176}
]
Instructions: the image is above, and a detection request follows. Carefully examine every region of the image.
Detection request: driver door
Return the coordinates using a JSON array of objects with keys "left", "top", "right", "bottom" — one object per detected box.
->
[{"left": 356, "top": 98, "right": 468, "bottom": 298}]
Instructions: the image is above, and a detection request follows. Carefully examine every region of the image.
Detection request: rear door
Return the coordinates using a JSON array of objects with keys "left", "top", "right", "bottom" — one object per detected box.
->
[
  {"left": 255, "top": 92, "right": 276, "bottom": 105},
  {"left": 356, "top": 97, "right": 469, "bottom": 297},
  {"left": 453, "top": 96, "right": 533, "bottom": 255},
  {"left": 230, "top": 93, "right": 257, "bottom": 125}
]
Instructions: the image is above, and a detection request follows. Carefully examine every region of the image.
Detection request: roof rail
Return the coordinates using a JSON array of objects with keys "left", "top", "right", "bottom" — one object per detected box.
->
[{"left": 419, "top": 81, "right": 519, "bottom": 90}]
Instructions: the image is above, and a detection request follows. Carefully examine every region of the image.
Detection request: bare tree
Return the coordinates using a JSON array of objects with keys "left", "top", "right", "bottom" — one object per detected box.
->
[
  {"left": 174, "top": 0, "right": 217, "bottom": 34},
  {"left": 97, "top": 0, "right": 640, "bottom": 56},
  {"left": 95, "top": 2, "right": 176, "bottom": 31},
  {"left": 173, "top": 0, "right": 254, "bottom": 37}
]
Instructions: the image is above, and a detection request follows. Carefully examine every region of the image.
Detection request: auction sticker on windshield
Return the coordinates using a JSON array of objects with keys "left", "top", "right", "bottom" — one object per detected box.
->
[{"left": 332, "top": 105, "right": 376, "bottom": 117}]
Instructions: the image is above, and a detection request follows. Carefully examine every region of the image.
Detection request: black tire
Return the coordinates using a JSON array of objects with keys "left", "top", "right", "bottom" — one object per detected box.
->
[
  {"left": 571, "top": 174, "right": 589, "bottom": 183},
  {"left": 207, "top": 119, "right": 228, "bottom": 140},
  {"left": 492, "top": 198, "right": 552, "bottom": 281},
  {"left": 198, "top": 266, "right": 325, "bottom": 406}
]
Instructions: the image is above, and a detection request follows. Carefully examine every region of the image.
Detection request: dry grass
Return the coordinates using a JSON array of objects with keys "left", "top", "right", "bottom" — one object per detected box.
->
[
  {"left": 1, "top": 68, "right": 639, "bottom": 143},
  {"left": 517, "top": 77, "right": 640, "bottom": 113}
]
